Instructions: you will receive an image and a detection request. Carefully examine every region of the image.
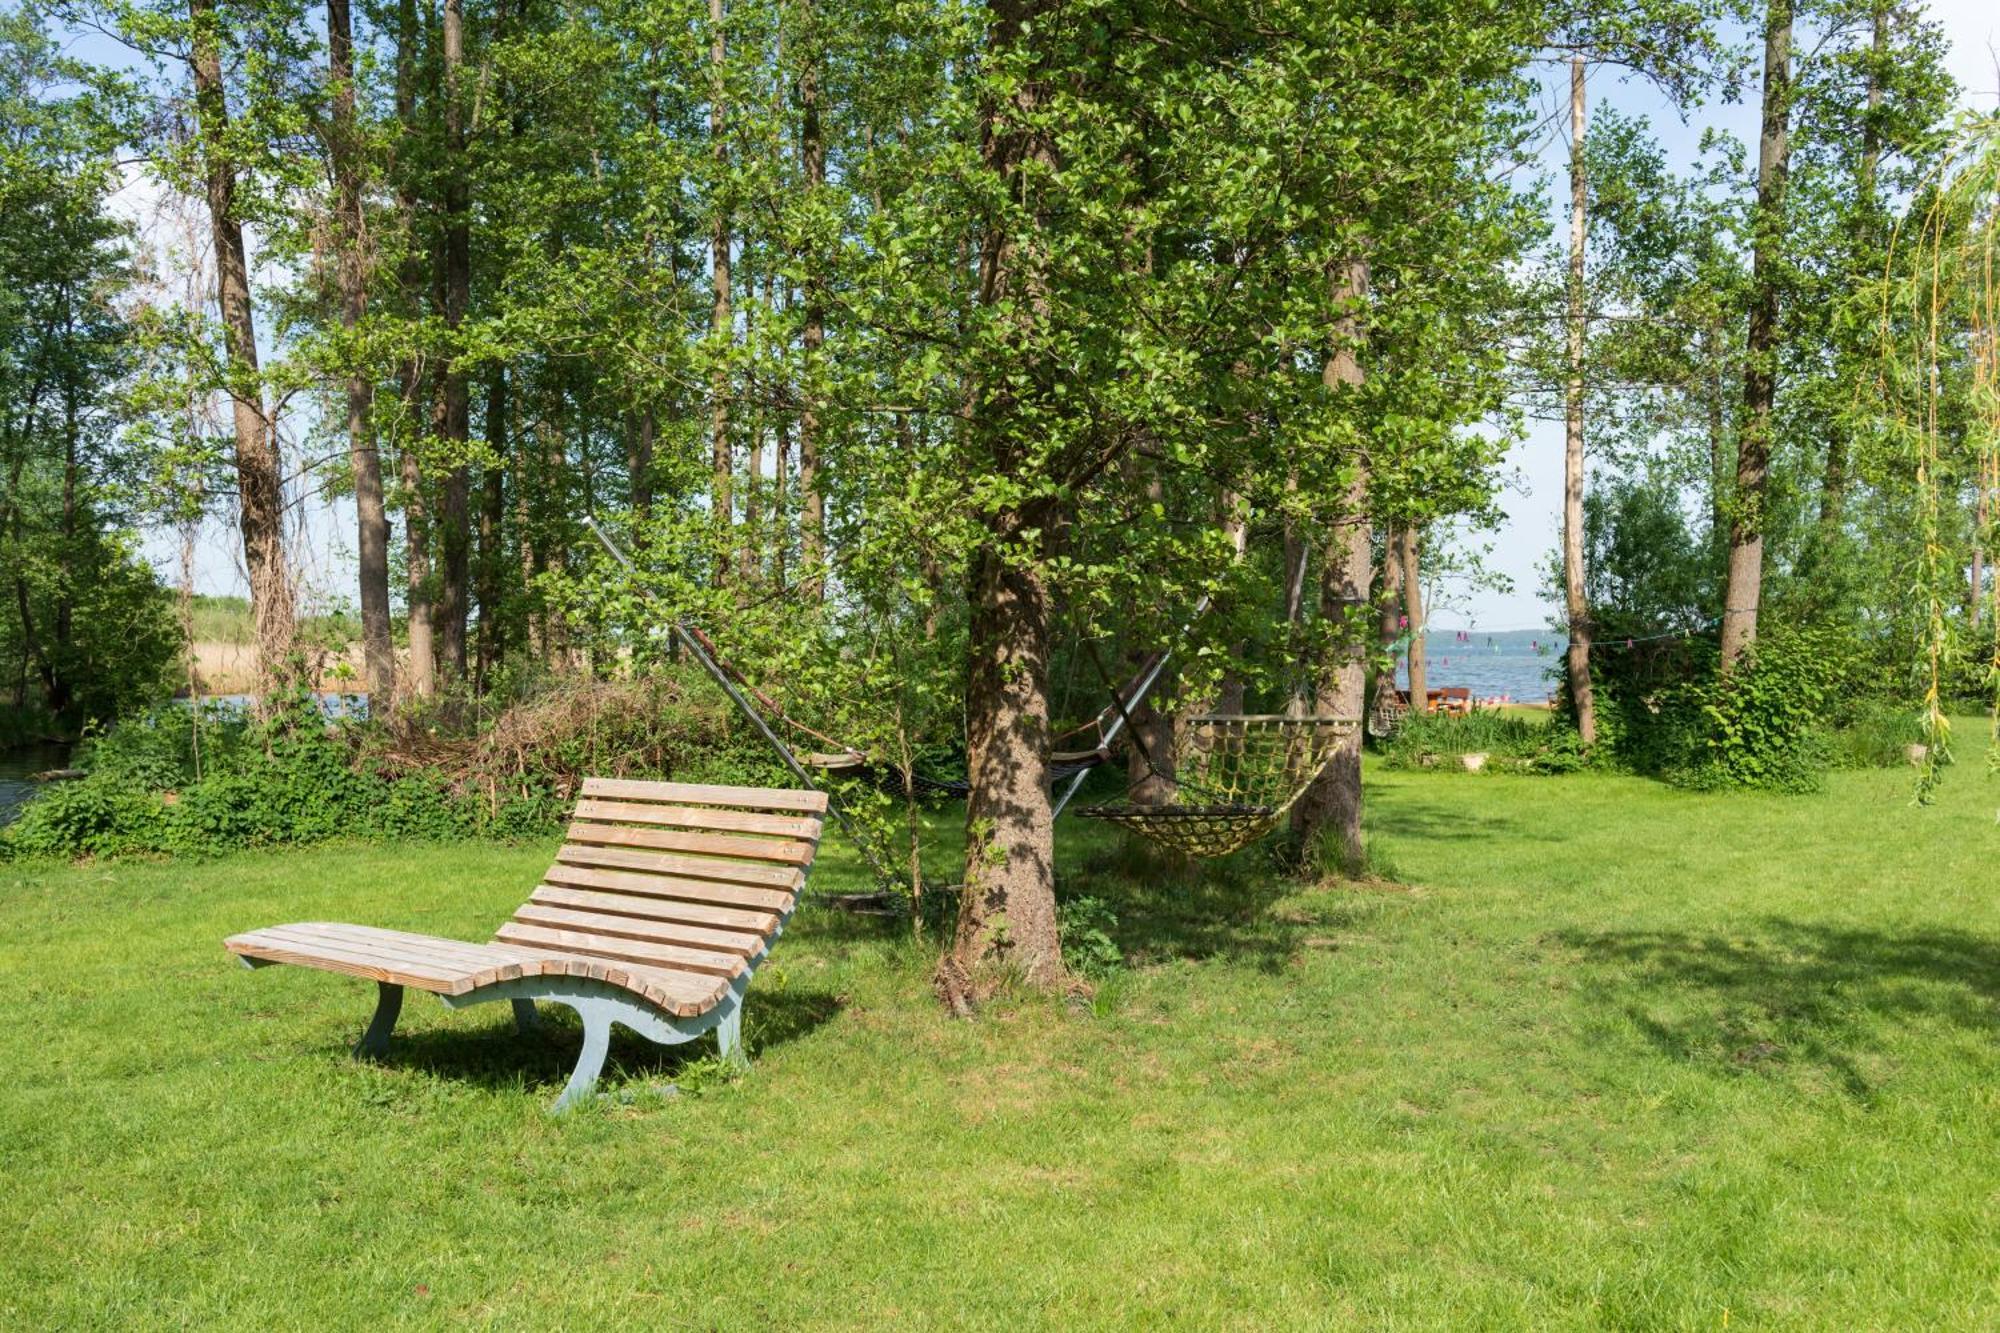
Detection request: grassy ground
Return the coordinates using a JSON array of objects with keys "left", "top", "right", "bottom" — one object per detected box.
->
[{"left": 3, "top": 761, "right": 1997, "bottom": 1327}]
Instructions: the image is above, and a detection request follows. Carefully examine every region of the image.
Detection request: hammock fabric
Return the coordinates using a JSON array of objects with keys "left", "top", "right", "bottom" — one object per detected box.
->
[{"left": 1078, "top": 715, "right": 1358, "bottom": 858}]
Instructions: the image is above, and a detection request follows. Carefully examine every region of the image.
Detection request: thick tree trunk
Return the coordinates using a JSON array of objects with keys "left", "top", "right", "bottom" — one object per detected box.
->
[
  {"left": 709, "top": 0, "right": 733, "bottom": 588},
  {"left": 1292, "top": 256, "right": 1373, "bottom": 871},
  {"left": 946, "top": 0, "right": 1065, "bottom": 995},
  {"left": 190, "top": 0, "right": 295, "bottom": 694},
  {"left": 796, "top": 0, "right": 826, "bottom": 599},
  {"left": 1563, "top": 55, "right": 1597, "bottom": 743},
  {"left": 955, "top": 528, "right": 1062, "bottom": 986},
  {"left": 435, "top": 0, "right": 473, "bottom": 682},
  {"left": 1400, "top": 526, "right": 1425, "bottom": 707},
  {"left": 1723, "top": 0, "right": 1793, "bottom": 672},
  {"left": 329, "top": 0, "right": 393, "bottom": 702}
]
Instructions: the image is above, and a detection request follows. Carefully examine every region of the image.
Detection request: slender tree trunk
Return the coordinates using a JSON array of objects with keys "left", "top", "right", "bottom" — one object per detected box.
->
[
  {"left": 190, "top": 0, "right": 295, "bottom": 694},
  {"left": 1722, "top": 0, "right": 1793, "bottom": 672},
  {"left": 1400, "top": 526, "right": 1425, "bottom": 707},
  {"left": 709, "top": 0, "right": 733, "bottom": 588},
  {"left": 435, "top": 0, "right": 473, "bottom": 682},
  {"left": 476, "top": 365, "right": 507, "bottom": 693},
  {"left": 393, "top": 0, "right": 434, "bottom": 699},
  {"left": 1820, "top": 1, "right": 1884, "bottom": 537},
  {"left": 796, "top": 0, "right": 826, "bottom": 599},
  {"left": 329, "top": 0, "right": 393, "bottom": 702},
  {"left": 1373, "top": 526, "right": 1404, "bottom": 716},
  {"left": 1563, "top": 55, "right": 1597, "bottom": 743},
  {"left": 628, "top": 408, "right": 655, "bottom": 526},
  {"left": 1707, "top": 320, "right": 1729, "bottom": 548},
  {"left": 1292, "top": 256, "right": 1373, "bottom": 871}
]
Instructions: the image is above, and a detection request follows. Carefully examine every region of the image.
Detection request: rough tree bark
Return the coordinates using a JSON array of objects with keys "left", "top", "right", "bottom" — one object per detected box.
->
[
  {"left": 1563, "top": 54, "right": 1597, "bottom": 742},
  {"left": 1291, "top": 256, "right": 1373, "bottom": 872},
  {"left": 1722, "top": 0, "right": 1793, "bottom": 672},
  {"left": 945, "top": 0, "right": 1065, "bottom": 997},
  {"left": 190, "top": 0, "right": 295, "bottom": 693},
  {"left": 328, "top": 0, "right": 392, "bottom": 703}
]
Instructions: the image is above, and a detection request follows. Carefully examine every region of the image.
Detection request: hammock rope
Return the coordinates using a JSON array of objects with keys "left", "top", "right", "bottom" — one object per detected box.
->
[{"left": 1077, "top": 714, "right": 1358, "bottom": 857}]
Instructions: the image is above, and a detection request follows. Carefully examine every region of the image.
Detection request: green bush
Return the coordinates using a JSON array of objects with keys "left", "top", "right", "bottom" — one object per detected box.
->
[
  {"left": 2, "top": 673, "right": 782, "bottom": 862},
  {"left": 1671, "top": 630, "right": 1843, "bottom": 793}
]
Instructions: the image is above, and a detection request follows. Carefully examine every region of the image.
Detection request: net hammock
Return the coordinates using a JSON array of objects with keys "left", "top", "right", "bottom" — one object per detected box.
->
[{"left": 1077, "top": 714, "right": 1358, "bottom": 858}]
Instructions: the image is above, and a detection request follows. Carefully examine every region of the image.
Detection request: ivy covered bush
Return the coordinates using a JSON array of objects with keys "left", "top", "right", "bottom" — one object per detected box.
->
[{"left": 2, "top": 671, "right": 786, "bottom": 862}]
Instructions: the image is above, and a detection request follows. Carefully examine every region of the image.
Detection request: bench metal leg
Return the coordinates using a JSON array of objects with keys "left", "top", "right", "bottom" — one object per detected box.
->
[
  {"left": 354, "top": 981, "right": 403, "bottom": 1060},
  {"left": 552, "top": 1003, "right": 613, "bottom": 1113},
  {"left": 511, "top": 998, "right": 540, "bottom": 1034},
  {"left": 715, "top": 1003, "right": 747, "bottom": 1070}
]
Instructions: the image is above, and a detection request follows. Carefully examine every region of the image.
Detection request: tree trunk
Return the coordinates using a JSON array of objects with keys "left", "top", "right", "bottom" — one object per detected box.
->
[
  {"left": 393, "top": 0, "right": 434, "bottom": 699},
  {"left": 1563, "top": 55, "right": 1597, "bottom": 743},
  {"left": 435, "top": 0, "right": 473, "bottom": 682},
  {"left": 1400, "top": 526, "right": 1425, "bottom": 707},
  {"left": 1819, "top": 1, "right": 1884, "bottom": 538},
  {"left": 1373, "top": 526, "right": 1404, "bottom": 715},
  {"left": 1291, "top": 256, "right": 1373, "bottom": 871},
  {"left": 796, "top": 0, "right": 826, "bottom": 599},
  {"left": 476, "top": 365, "right": 507, "bottom": 693},
  {"left": 1723, "top": 0, "right": 1793, "bottom": 672},
  {"left": 190, "top": 0, "right": 295, "bottom": 694},
  {"left": 329, "top": 0, "right": 393, "bottom": 703},
  {"left": 947, "top": 0, "right": 1065, "bottom": 994},
  {"left": 709, "top": 0, "right": 733, "bottom": 588},
  {"left": 955, "top": 527, "right": 1063, "bottom": 987}
]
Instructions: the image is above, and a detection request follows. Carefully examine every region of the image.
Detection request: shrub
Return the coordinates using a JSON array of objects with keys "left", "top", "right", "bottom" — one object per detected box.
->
[
  {"left": 1671, "top": 630, "right": 1843, "bottom": 793},
  {"left": 1378, "top": 711, "right": 1580, "bottom": 773}
]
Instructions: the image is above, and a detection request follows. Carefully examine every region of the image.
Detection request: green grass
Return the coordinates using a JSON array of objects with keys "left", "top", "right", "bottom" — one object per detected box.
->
[{"left": 4, "top": 761, "right": 1998, "bottom": 1327}]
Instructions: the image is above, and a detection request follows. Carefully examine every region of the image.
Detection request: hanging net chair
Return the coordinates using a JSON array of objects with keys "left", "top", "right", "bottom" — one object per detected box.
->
[{"left": 1077, "top": 714, "right": 1358, "bottom": 858}]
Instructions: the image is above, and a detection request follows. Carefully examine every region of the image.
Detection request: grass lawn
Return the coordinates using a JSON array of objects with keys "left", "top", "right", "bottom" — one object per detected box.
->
[{"left": 3, "top": 759, "right": 1997, "bottom": 1327}]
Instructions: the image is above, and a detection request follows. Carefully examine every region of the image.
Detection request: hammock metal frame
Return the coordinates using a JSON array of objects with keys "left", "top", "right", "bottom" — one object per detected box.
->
[{"left": 1078, "top": 714, "right": 1359, "bottom": 858}]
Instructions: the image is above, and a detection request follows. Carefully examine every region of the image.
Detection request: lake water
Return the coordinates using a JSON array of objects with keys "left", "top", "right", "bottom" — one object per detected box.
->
[
  {"left": 0, "top": 742, "right": 73, "bottom": 826},
  {"left": 1396, "top": 627, "right": 1563, "bottom": 705}
]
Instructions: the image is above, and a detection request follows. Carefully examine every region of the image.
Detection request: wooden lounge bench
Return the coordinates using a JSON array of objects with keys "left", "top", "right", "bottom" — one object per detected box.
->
[{"left": 225, "top": 778, "right": 828, "bottom": 1111}]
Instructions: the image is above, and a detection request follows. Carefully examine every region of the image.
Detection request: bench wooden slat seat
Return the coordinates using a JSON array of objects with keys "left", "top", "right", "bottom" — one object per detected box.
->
[{"left": 225, "top": 778, "right": 827, "bottom": 1110}]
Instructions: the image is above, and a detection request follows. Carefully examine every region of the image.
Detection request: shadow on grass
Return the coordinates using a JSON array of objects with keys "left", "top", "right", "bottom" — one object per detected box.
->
[
  {"left": 1065, "top": 835, "right": 1321, "bottom": 974},
  {"left": 1366, "top": 797, "right": 1566, "bottom": 844},
  {"left": 367, "top": 985, "right": 846, "bottom": 1095},
  {"left": 1556, "top": 920, "right": 2000, "bottom": 1098}
]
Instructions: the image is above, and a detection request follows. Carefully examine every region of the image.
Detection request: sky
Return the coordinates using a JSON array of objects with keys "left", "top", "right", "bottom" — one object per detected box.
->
[
  {"left": 117, "top": 5, "right": 2000, "bottom": 628},
  {"left": 1452, "top": 1, "right": 2000, "bottom": 632}
]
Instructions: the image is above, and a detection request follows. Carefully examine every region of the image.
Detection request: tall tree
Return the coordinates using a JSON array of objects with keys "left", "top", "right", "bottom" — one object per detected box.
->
[
  {"left": 1721, "top": 0, "right": 1793, "bottom": 670},
  {"left": 326, "top": 0, "right": 393, "bottom": 700},
  {"left": 434, "top": 0, "right": 473, "bottom": 681},
  {"left": 1563, "top": 54, "right": 1598, "bottom": 742},
  {"left": 188, "top": 0, "right": 296, "bottom": 690}
]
